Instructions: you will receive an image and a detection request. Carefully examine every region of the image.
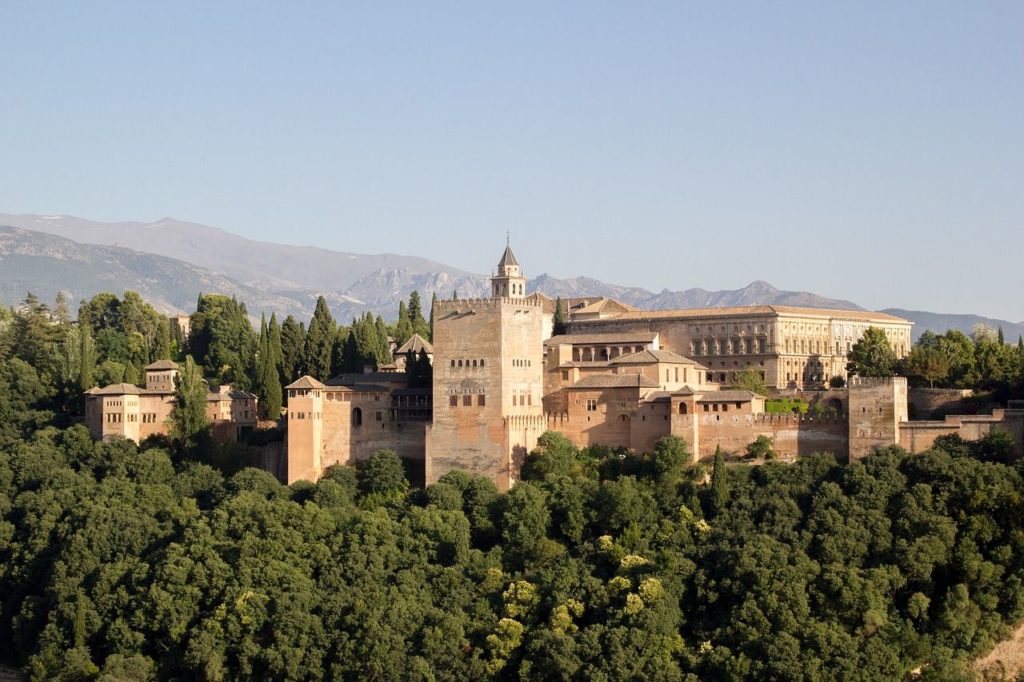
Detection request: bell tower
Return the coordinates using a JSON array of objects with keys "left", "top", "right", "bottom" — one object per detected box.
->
[{"left": 491, "top": 239, "right": 526, "bottom": 300}]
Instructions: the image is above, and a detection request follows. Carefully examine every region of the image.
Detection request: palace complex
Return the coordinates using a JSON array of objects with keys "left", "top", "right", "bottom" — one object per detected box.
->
[
  {"left": 85, "top": 360, "right": 258, "bottom": 444},
  {"left": 285, "top": 245, "right": 1024, "bottom": 488}
]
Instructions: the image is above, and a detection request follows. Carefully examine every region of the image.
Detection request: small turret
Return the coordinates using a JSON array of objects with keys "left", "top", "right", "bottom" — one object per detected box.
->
[{"left": 492, "top": 242, "right": 526, "bottom": 300}]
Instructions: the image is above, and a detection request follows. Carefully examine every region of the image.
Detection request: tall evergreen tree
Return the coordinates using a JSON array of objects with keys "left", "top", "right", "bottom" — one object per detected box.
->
[
  {"left": 997, "top": 326, "right": 1005, "bottom": 345},
  {"left": 408, "top": 291, "right": 429, "bottom": 339},
  {"left": 78, "top": 320, "right": 95, "bottom": 391},
  {"left": 280, "top": 315, "right": 306, "bottom": 380},
  {"left": 153, "top": 317, "right": 172, "bottom": 361},
  {"left": 303, "top": 296, "right": 336, "bottom": 381},
  {"left": 340, "top": 329, "right": 359, "bottom": 374},
  {"left": 268, "top": 313, "right": 284, "bottom": 383},
  {"left": 169, "top": 355, "right": 210, "bottom": 455},
  {"left": 428, "top": 292, "right": 438, "bottom": 341},
  {"left": 394, "top": 301, "right": 413, "bottom": 347},
  {"left": 256, "top": 315, "right": 282, "bottom": 420},
  {"left": 553, "top": 297, "right": 567, "bottom": 336},
  {"left": 375, "top": 316, "right": 392, "bottom": 366},
  {"left": 710, "top": 445, "right": 729, "bottom": 515}
]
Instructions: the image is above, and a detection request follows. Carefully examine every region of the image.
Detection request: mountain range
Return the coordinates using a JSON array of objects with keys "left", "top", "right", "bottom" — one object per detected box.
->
[{"left": 1, "top": 212, "right": 1021, "bottom": 341}]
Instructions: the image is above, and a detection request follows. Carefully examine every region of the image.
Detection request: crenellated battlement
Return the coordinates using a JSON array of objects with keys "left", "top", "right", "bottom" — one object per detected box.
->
[{"left": 434, "top": 296, "right": 543, "bottom": 313}]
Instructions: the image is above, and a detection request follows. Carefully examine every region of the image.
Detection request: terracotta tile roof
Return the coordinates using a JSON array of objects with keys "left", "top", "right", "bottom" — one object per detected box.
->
[
  {"left": 610, "top": 349, "right": 699, "bottom": 365},
  {"left": 326, "top": 372, "right": 409, "bottom": 387},
  {"left": 696, "top": 390, "right": 762, "bottom": 402},
  {"left": 144, "top": 359, "right": 179, "bottom": 371},
  {"left": 567, "top": 374, "right": 660, "bottom": 389},
  {"left": 580, "top": 304, "right": 910, "bottom": 324},
  {"left": 545, "top": 331, "right": 658, "bottom": 345},
  {"left": 285, "top": 376, "right": 327, "bottom": 390},
  {"left": 96, "top": 383, "right": 141, "bottom": 395},
  {"left": 395, "top": 333, "right": 434, "bottom": 355}
]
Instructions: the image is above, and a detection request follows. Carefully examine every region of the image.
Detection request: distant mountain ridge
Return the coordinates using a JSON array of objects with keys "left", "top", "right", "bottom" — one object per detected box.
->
[
  {"left": 883, "top": 308, "right": 1024, "bottom": 343},
  {"left": 2, "top": 212, "right": 1016, "bottom": 341}
]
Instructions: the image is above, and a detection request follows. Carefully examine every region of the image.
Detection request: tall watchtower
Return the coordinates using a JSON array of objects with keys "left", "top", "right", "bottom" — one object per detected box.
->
[{"left": 425, "top": 243, "right": 546, "bottom": 491}]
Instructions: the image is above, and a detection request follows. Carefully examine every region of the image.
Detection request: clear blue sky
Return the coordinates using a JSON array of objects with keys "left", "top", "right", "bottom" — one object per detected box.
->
[{"left": 2, "top": 2, "right": 1022, "bottom": 320}]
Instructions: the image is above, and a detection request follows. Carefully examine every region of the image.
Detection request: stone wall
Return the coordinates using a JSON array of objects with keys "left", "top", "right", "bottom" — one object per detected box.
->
[
  {"left": 690, "top": 413, "right": 848, "bottom": 461},
  {"left": 907, "top": 388, "right": 975, "bottom": 418}
]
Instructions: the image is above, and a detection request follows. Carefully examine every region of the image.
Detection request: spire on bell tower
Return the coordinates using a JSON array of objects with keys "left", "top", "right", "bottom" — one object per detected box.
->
[{"left": 492, "top": 240, "right": 526, "bottom": 299}]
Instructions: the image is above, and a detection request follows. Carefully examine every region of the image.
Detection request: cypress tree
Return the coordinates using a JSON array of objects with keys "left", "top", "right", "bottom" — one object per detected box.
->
[
  {"left": 256, "top": 314, "right": 270, "bottom": 406},
  {"left": 375, "top": 315, "right": 392, "bottom": 366},
  {"left": 354, "top": 313, "right": 379, "bottom": 370},
  {"left": 330, "top": 327, "right": 348, "bottom": 377},
  {"left": 303, "top": 296, "right": 336, "bottom": 380},
  {"left": 153, "top": 317, "right": 172, "bottom": 361},
  {"left": 429, "top": 292, "right": 438, "bottom": 341},
  {"left": 395, "top": 301, "right": 413, "bottom": 347},
  {"left": 998, "top": 326, "right": 1005, "bottom": 345},
  {"left": 553, "top": 297, "right": 567, "bottom": 336},
  {"left": 409, "top": 291, "right": 429, "bottom": 338},
  {"left": 257, "top": 315, "right": 282, "bottom": 421},
  {"left": 280, "top": 315, "right": 306, "bottom": 380},
  {"left": 78, "top": 320, "right": 96, "bottom": 391},
  {"left": 710, "top": 445, "right": 729, "bottom": 515},
  {"left": 268, "top": 313, "right": 284, "bottom": 383},
  {"left": 170, "top": 355, "right": 210, "bottom": 455},
  {"left": 341, "top": 329, "right": 359, "bottom": 374}
]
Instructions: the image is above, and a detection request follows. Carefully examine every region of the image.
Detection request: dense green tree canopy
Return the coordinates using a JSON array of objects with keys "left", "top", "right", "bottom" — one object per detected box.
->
[{"left": 847, "top": 326, "right": 898, "bottom": 378}]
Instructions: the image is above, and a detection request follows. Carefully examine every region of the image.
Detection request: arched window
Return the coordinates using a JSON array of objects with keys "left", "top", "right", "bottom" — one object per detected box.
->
[
  {"left": 678, "top": 403, "right": 688, "bottom": 414},
  {"left": 450, "top": 360, "right": 455, "bottom": 367},
  {"left": 472, "top": 359, "right": 477, "bottom": 367},
  {"left": 352, "top": 407, "right": 363, "bottom": 426},
  {"left": 458, "top": 359, "right": 463, "bottom": 367}
]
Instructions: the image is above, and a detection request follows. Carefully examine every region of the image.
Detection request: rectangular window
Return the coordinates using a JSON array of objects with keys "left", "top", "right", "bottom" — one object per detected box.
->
[
  {"left": 477, "top": 394, "right": 485, "bottom": 407},
  {"left": 562, "top": 371, "right": 569, "bottom": 380},
  {"left": 527, "top": 394, "right": 532, "bottom": 406},
  {"left": 586, "top": 399, "right": 598, "bottom": 412},
  {"left": 450, "top": 396, "right": 458, "bottom": 407},
  {"left": 376, "top": 411, "right": 383, "bottom": 421},
  {"left": 463, "top": 395, "right": 472, "bottom": 407}
]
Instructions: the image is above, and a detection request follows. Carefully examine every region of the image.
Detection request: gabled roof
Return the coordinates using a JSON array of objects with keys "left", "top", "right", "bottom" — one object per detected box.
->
[
  {"left": 144, "top": 359, "right": 179, "bottom": 371},
  {"left": 96, "top": 383, "right": 141, "bottom": 395},
  {"left": 610, "top": 349, "right": 698, "bottom": 366},
  {"left": 395, "top": 333, "right": 434, "bottom": 356},
  {"left": 567, "top": 374, "right": 660, "bottom": 389},
  {"left": 285, "top": 376, "right": 327, "bottom": 390},
  {"left": 498, "top": 245, "right": 519, "bottom": 268},
  {"left": 570, "top": 298, "right": 639, "bottom": 316}
]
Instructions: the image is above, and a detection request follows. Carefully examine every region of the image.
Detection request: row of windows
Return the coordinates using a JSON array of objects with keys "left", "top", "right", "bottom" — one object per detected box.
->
[
  {"left": 450, "top": 359, "right": 486, "bottom": 368},
  {"left": 450, "top": 394, "right": 486, "bottom": 407},
  {"left": 692, "top": 338, "right": 768, "bottom": 356},
  {"left": 693, "top": 324, "right": 767, "bottom": 335},
  {"left": 512, "top": 358, "right": 532, "bottom": 367},
  {"left": 513, "top": 393, "right": 532, "bottom": 406},
  {"left": 292, "top": 412, "right": 323, "bottom": 420},
  {"left": 702, "top": 402, "right": 743, "bottom": 413}
]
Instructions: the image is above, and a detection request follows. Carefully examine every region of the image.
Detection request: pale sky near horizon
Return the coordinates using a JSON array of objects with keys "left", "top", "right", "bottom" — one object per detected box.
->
[{"left": 1, "top": 2, "right": 1022, "bottom": 320}]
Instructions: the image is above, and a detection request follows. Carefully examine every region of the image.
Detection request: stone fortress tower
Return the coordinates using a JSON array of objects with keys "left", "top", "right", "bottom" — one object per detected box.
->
[{"left": 425, "top": 243, "right": 546, "bottom": 490}]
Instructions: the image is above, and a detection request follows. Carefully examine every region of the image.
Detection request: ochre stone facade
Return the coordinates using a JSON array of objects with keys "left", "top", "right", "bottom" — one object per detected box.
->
[
  {"left": 563, "top": 305, "right": 913, "bottom": 389},
  {"left": 84, "top": 360, "right": 258, "bottom": 444},
  {"left": 424, "top": 246, "right": 546, "bottom": 491},
  {"left": 281, "top": 245, "right": 1023, "bottom": 486}
]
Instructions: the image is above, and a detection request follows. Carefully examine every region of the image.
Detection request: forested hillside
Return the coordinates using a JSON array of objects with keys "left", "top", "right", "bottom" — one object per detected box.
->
[{"left": 1, "top": 427, "right": 1022, "bottom": 680}]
